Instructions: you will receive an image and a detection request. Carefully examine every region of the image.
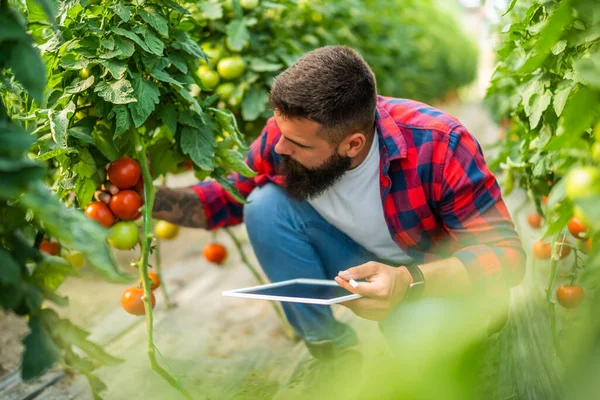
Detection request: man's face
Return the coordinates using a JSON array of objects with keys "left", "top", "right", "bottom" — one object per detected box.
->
[{"left": 273, "top": 111, "right": 351, "bottom": 201}]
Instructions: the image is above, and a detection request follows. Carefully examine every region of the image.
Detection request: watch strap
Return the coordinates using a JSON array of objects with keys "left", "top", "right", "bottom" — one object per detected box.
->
[{"left": 404, "top": 265, "right": 425, "bottom": 301}]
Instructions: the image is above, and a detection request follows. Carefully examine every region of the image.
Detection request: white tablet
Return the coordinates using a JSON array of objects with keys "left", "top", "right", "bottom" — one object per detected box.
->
[{"left": 222, "top": 278, "right": 361, "bottom": 305}]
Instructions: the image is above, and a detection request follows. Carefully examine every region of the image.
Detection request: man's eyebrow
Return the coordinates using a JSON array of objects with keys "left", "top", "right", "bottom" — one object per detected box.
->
[{"left": 282, "top": 134, "right": 311, "bottom": 148}]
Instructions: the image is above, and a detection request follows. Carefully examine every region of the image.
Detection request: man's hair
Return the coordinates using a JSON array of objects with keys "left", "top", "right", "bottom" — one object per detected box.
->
[{"left": 269, "top": 45, "right": 377, "bottom": 143}]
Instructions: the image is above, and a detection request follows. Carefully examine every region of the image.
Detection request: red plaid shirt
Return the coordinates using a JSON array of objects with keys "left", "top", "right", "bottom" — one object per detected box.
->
[{"left": 194, "top": 96, "right": 526, "bottom": 292}]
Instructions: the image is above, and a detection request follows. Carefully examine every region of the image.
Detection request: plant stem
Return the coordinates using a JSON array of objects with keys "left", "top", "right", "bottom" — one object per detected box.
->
[
  {"left": 134, "top": 130, "right": 192, "bottom": 400},
  {"left": 546, "top": 244, "right": 563, "bottom": 360},
  {"left": 223, "top": 227, "right": 297, "bottom": 340},
  {"left": 155, "top": 176, "right": 171, "bottom": 308}
]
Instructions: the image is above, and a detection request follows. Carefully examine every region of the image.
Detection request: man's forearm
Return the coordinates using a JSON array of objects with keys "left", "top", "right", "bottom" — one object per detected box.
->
[
  {"left": 417, "top": 257, "right": 471, "bottom": 297},
  {"left": 152, "top": 186, "right": 207, "bottom": 228}
]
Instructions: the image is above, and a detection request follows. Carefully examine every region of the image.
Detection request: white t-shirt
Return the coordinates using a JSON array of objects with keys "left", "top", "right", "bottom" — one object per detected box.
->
[{"left": 308, "top": 132, "right": 412, "bottom": 264}]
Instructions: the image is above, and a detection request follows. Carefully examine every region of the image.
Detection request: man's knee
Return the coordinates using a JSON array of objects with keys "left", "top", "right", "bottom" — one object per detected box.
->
[{"left": 244, "top": 183, "right": 288, "bottom": 226}]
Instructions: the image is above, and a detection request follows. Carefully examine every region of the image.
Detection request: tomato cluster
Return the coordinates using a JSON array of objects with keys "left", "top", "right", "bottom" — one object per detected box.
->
[
  {"left": 84, "top": 157, "right": 144, "bottom": 250},
  {"left": 121, "top": 272, "right": 161, "bottom": 316}
]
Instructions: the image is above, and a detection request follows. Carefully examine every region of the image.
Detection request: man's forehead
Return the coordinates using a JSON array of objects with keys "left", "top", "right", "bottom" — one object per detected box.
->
[{"left": 273, "top": 112, "right": 322, "bottom": 139}]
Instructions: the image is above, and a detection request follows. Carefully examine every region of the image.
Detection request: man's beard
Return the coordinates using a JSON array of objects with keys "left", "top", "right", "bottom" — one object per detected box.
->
[{"left": 279, "top": 152, "right": 352, "bottom": 201}]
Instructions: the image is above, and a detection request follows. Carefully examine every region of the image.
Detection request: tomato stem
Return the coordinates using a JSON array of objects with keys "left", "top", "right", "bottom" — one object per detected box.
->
[
  {"left": 133, "top": 130, "right": 192, "bottom": 400},
  {"left": 223, "top": 227, "right": 297, "bottom": 341}
]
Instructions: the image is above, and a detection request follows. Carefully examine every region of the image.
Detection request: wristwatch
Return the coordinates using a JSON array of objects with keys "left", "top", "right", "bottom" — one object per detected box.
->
[{"left": 403, "top": 265, "right": 425, "bottom": 301}]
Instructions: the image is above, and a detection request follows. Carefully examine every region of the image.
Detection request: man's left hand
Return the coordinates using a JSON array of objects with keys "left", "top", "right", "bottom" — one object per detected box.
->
[{"left": 335, "top": 262, "right": 413, "bottom": 321}]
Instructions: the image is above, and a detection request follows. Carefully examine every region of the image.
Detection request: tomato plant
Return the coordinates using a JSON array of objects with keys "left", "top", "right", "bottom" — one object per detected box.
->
[{"left": 203, "top": 242, "right": 228, "bottom": 265}]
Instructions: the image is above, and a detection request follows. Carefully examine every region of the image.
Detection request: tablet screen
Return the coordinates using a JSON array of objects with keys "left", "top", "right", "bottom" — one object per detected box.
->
[{"left": 248, "top": 281, "right": 353, "bottom": 300}]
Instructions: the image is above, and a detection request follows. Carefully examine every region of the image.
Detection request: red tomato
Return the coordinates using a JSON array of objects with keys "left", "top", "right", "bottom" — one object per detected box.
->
[
  {"left": 203, "top": 242, "right": 228, "bottom": 265},
  {"left": 556, "top": 285, "right": 584, "bottom": 308},
  {"left": 527, "top": 213, "right": 543, "bottom": 229},
  {"left": 40, "top": 240, "right": 60, "bottom": 255},
  {"left": 532, "top": 241, "right": 551, "bottom": 260},
  {"left": 108, "top": 157, "right": 141, "bottom": 189},
  {"left": 121, "top": 287, "right": 156, "bottom": 316},
  {"left": 110, "top": 190, "right": 143, "bottom": 220},
  {"left": 84, "top": 201, "right": 115, "bottom": 228},
  {"left": 567, "top": 217, "right": 587, "bottom": 240}
]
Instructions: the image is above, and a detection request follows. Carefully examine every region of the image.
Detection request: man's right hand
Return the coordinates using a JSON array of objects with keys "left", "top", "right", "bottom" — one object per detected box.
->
[{"left": 94, "top": 185, "right": 207, "bottom": 229}]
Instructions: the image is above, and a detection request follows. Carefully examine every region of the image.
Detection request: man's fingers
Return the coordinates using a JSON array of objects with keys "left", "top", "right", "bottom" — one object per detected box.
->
[
  {"left": 335, "top": 276, "right": 385, "bottom": 298},
  {"left": 338, "top": 261, "right": 381, "bottom": 280}
]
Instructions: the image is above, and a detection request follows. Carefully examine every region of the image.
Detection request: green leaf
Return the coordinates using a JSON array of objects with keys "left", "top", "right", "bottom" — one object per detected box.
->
[
  {"left": 180, "top": 127, "right": 215, "bottom": 171},
  {"left": 94, "top": 78, "right": 137, "bottom": 105},
  {"left": 128, "top": 73, "right": 160, "bottom": 128},
  {"left": 168, "top": 52, "right": 188, "bottom": 74},
  {"left": 73, "top": 147, "right": 97, "bottom": 178},
  {"left": 199, "top": 2, "right": 223, "bottom": 20},
  {"left": 210, "top": 108, "right": 248, "bottom": 150},
  {"left": 574, "top": 196, "right": 600, "bottom": 223},
  {"left": 150, "top": 69, "right": 183, "bottom": 88},
  {"left": 68, "top": 126, "right": 94, "bottom": 145},
  {"left": 249, "top": 58, "right": 283, "bottom": 72},
  {"left": 31, "top": 256, "right": 74, "bottom": 292},
  {"left": 111, "top": 4, "right": 131, "bottom": 22},
  {"left": 0, "top": 123, "right": 35, "bottom": 156},
  {"left": 559, "top": 86, "right": 600, "bottom": 137},
  {"left": 225, "top": 20, "right": 250, "bottom": 52},
  {"left": 139, "top": 8, "right": 169, "bottom": 37},
  {"left": 92, "top": 123, "right": 119, "bottom": 161},
  {"left": 75, "top": 178, "right": 97, "bottom": 207},
  {"left": 65, "top": 76, "right": 95, "bottom": 94},
  {"left": 550, "top": 40, "right": 567, "bottom": 55},
  {"left": 26, "top": 0, "right": 57, "bottom": 26},
  {"left": 520, "top": 1, "right": 573, "bottom": 74},
  {"left": 148, "top": 140, "right": 184, "bottom": 176},
  {"left": 22, "top": 315, "right": 61, "bottom": 381},
  {"left": 111, "top": 105, "right": 132, "bottom": 139},
  {"left": 99, "top": 59, "right": 127, "bottom": 80},
  {"left": 553, "top": 81, "right": 573, "bottom": 117},
  {"left": 42, "top": 309, "right": 123, "bottom": 365},
  {"left": 100, "top": 36, "right": 135, "bottom": 59},
  {"left": 172, "top": 30, "right": 206, "bottom": 59},
  {"left": 218, "top": 149, "right": 256, "bottom": 178},
  {"left": 241, "top": 86, "right": 268, "bottom": 121},
  {"left": 529, "top": 90, "right": 551, "bottom": 129},
  {"left": 7, "top": 40, "right": 46, "bottom": 101},
  {"left": 573, "top": 51, "right": 600, "bottom": 89},
  {"left": 157, "top": 103, "right": 177, "bottom": 134},
  {"left": 215, "top": 175, "right": 248, "bottom": 204},
  {"left": 179, "top": 87, "right": 203, "bottom": 116},
  {"left": 20, "top": 182, "right": 129, "bottom": 282},
  {"left": 49, "top": 102, "right": 76, "bottom": 148},
  {"left": 0, "top": 247, "right": 22, "bottom": 287},
  {"left": 502, "top": 0, "right": 518, "bottom": 17},
  {"left": 133, "top": 25, "right": 164, "bottom": 56},
  {"left": 0, "top": 10, "right": 29, "bottom": 41},
  {"left": 112, "top": 27, "right": 152, "bottom": 54}
]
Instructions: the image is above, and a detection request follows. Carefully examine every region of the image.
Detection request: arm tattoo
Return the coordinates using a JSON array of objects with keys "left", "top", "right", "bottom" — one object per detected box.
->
[{"left": 152, "top": 186, "right": 207, "bottom": 228}]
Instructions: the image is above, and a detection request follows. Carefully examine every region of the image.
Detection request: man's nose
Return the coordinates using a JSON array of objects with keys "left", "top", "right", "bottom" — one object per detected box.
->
[{"left": 274, "top": 139, "right": 291, "bottom": 156}]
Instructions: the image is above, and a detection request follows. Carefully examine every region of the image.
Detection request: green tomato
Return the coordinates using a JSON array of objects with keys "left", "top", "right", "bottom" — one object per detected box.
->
[
  {"left": 108, "top": 221, "right": 140, "bottom": 250},
  {"left": 197, "top": 65, "right": 220, "bottom": 90},
  {"left": 201, "top": 43, "right": 224, "bottom": 66},
  {"left": 565, "top": 166, "right": 600, "bottom": 201},
  {"left": 215, "top": 83, "right": 236, "bottom": 101},
  {"left": 79, "top": 68, "right": 90, "bottom": 79},
  {"left": 217, "top": 56, "right": 246, "bottom": 80},
  {"left": 240, "top": 0, "right": 259, "bottom": 10}
]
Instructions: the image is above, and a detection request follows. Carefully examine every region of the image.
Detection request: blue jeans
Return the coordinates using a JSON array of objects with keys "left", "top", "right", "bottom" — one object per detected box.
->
[{"left": 244, "top": 183, "right": 386, "bottom": 357}]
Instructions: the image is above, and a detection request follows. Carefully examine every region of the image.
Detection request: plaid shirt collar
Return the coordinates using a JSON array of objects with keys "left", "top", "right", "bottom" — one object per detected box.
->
[{"left": 375, "top": 102, "right": 408, "bottom": 163}]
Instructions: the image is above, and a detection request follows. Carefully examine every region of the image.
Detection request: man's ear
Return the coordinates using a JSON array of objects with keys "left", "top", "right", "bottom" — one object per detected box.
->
[{"left": 340, "top": 133, "right": 367, "bottom": 158}]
